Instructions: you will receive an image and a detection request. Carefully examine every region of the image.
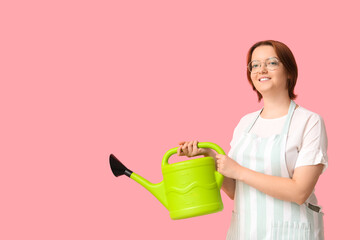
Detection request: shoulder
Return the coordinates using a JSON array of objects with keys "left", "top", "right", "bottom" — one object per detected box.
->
[
  {"left": 232, "top": 110, "right": 260, "bottom": 134},
  {"left": 292, "top": 104, "right": 327, "bottom": 137},
  {"left": 230, "top": 109, "right": 260, "bottom": 146},
  {"left": 293, "top": 105, "right": 325, "bottom": 126},
  {"left": 241, "top": 110, "right": 260, "bottom": 125}
]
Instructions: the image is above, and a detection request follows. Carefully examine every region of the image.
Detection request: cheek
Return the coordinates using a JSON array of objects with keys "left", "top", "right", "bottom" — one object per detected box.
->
[
  {"left": 250, "top": 75, "right": 258, "bottom": 85},
  {"left": 274, "top": 70, "right": 288, "bottom": 85},
  {"left": 280, "top": 73, "right": 289, "bottom": 86}
]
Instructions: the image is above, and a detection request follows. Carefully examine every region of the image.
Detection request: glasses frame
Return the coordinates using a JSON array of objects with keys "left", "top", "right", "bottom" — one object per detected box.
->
[{"left": 248, "top": 57, "right": 282, "bottom": 74}]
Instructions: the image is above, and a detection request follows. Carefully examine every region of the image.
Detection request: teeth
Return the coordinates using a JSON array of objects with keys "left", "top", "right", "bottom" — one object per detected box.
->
[{"left": 259, "top": 78, "right": 270, "bottom": 81}]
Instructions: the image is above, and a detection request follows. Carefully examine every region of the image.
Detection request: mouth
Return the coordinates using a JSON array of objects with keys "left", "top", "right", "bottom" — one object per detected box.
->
[{"left": 259, "top": 77, "right": 271, "bottom": 82}]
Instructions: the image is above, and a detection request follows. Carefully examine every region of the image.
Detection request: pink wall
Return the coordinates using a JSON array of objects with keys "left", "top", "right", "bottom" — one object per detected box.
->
[{"left": 1, "top": 0, "right": 358, "bottom": 239}]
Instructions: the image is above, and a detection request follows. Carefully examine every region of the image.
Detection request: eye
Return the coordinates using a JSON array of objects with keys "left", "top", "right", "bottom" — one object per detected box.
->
[
  {"left": 251, "top": 62, "right": 260, "bottom": 68},
  {"left": 268, "top": 60, "right": 279, "bottom": 66}
]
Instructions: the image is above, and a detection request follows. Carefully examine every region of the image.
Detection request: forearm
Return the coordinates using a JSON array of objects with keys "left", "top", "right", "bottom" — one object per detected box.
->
[
  {"left": 221, "top": 176, "right": 236, "bottom": 200},
  {"left": 236, "top": 166, "right": 311, "bottom": 205}
]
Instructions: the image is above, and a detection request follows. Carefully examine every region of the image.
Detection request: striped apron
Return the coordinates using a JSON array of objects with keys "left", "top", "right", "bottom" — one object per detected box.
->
[{"left": 226, "top": 100, "right": 324, "bottom": 240}]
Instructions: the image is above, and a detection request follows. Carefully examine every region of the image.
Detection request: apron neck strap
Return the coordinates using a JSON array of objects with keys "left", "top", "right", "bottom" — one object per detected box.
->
[{"left": 281, "top": 100, "right": 296, "bottom": 135}]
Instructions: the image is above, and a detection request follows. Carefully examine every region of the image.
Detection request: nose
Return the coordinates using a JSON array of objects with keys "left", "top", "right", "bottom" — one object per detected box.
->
[{"left": 259, "top": 63, "right": 268, "bottom": 73}]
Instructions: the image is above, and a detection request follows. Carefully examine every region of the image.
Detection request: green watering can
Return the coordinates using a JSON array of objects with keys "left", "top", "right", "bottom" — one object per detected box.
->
[{"left": 109, "top": 142, "right": 225, "bottom": 220}]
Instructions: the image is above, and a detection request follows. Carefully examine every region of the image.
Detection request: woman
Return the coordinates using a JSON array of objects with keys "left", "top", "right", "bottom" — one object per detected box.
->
[{"left": 178, "top": 40, "right": 328, "bottom": 240}]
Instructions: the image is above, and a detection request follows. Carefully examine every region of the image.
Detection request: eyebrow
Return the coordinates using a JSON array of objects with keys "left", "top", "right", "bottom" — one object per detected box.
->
[{"left": 251, "top": 56, "right": 279, "bottom": 61}]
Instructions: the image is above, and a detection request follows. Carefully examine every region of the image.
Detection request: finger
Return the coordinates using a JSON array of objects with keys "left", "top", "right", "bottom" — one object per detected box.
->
[
  {"left": 177, "top": 145, "right": 183, "bottom": 156},
  {"left": 178, "top": 141, "right": 186, "bottom": 156},
  {"left": 182, "top": 142, "right": 189, "bottom": 155},
  {"left": 188, "top": 141, "right": 194, "bottom": 156},
  {"left": 192, "top": 140, "right": 198, "bottom": 155}
]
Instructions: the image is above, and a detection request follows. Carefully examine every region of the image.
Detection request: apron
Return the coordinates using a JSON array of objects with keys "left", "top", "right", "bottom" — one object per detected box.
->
[{"left": 226, "top": 101, "right": 324, "bottom": 240}]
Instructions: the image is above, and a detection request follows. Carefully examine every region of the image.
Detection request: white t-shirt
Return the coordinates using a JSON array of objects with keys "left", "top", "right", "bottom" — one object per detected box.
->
[{"left": 229, "top": 105, "right": 328, "bottom": 177}]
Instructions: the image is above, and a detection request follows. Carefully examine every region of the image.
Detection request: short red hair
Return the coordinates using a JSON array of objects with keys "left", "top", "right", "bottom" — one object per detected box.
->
[{"left": 246, "top": 40, "right": 298, "bottom": 101}]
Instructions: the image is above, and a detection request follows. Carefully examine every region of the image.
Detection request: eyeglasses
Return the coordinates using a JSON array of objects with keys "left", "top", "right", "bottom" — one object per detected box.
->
[{"left": 248, "top": 57, "right": 281, "bottom": 74}]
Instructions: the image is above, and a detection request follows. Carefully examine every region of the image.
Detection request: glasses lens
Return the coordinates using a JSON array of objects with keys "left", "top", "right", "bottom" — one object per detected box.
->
[
  {"left": 249, "top": 61, "right": 260, "bottom": 73},
  {"left": 266, "top": 58, "right": 280, "bottom": 70}
]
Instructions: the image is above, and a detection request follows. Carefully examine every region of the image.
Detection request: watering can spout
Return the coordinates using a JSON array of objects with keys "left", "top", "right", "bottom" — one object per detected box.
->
[
  {"left": 109, "top": 154, "right": 168, "bottom": 209},
  {"left": 110, "top": 142, "right": 225, "bottom": 220}
]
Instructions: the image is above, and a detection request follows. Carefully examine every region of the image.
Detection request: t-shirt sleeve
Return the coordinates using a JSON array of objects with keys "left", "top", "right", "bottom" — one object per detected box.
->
[
  {"left": 295, "top": 114, "right": 328, "bottom": 173},
  {"left": 228, "top": 121, "right": 240, "bottom": 159}
]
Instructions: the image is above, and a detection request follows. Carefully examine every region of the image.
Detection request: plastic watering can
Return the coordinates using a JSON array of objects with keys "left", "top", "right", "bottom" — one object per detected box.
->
[{"left": 109, "top": 142, "right": 225, "bottom": 220}]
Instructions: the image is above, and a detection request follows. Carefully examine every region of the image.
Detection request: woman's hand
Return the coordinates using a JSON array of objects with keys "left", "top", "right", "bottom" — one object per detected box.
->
[
  {"left": 177, "top": 140, "right": 209, "bottom": 157},
  {"left": 215, "top": 154, "right": 242, "bottom": 179}
]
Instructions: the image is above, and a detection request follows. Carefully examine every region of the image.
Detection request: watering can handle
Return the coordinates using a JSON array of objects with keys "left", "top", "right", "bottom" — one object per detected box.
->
[
  {"left": 162, "top": 142, "right": 226, "bottom": 189},
  {"left": 162, "top": 142, "right": 226, "bottom": 167}
]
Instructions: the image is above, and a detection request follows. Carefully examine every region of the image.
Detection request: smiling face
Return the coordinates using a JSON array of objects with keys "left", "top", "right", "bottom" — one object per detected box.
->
[{"left": 250, "top": 45, "right": 290, "bottom": 99}]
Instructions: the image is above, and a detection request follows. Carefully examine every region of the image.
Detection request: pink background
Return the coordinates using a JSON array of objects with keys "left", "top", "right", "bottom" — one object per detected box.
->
[{"left": 1, "top": 0, "right": 359, "bottom": 239}]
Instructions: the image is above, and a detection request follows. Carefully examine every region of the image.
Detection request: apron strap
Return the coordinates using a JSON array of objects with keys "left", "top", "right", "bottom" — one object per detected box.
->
[
  {"left": 245, "top": 109, "right": 262, "bottom": 133},
  {"left": 281, "top": 100, "right": 296, "bottom": 136}
]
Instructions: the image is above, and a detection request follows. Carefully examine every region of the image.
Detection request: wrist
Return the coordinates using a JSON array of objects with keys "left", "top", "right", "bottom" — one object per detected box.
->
[{"left": 235, "top": 165, "right": 246, "bottom": 182}]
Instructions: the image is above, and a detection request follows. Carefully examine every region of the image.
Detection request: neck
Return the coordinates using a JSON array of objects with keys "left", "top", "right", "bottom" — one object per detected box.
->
[{"left": 261, "top": 95, "right": 291, "bottom": 119}]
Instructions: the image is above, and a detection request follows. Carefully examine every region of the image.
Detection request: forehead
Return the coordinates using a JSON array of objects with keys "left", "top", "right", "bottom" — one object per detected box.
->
[{"left": 251, "top": 45, "right": 278, "bottom": 61}]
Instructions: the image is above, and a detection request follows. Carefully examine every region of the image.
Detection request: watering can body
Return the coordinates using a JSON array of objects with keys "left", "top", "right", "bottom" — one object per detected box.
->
[
  {"left": 162, "top": 156, "right": 223, "bottom": 219},
  {"left": 110, "top": 142, "right": 225, "bottom": 220}
]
